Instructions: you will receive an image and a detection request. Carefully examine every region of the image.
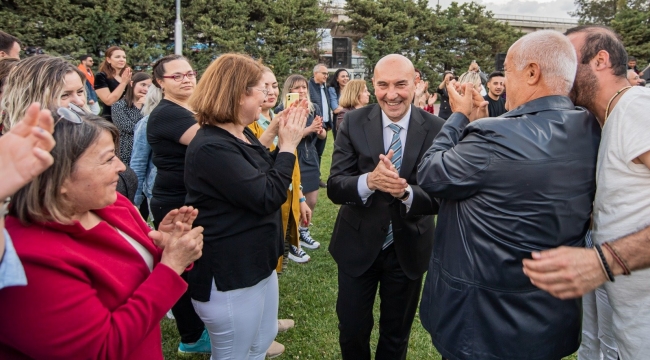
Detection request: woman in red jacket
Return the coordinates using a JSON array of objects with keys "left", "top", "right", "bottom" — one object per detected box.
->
[{"left": 0, "top": 111, "right": 204, "bottom": 360}]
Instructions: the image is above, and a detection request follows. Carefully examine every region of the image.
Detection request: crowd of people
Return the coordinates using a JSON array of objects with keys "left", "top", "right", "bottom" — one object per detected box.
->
[{"left": 0, "top": 23, "right": 650, "bottom": 360}]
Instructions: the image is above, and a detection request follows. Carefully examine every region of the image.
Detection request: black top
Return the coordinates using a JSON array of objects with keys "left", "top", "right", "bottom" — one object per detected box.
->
[
  {"left": 94, "top": 72, "right": 124, "bottom": 121},
  {"left": 116, "top": 166, "right": 138, "bottom": 203},
  {"left": 436, "top": 87, "right": 452, "bottom": 120},
  {"left": 147, "top": 99, "right": 197, "bottom": 205},
  {"left": 483, "top": 94, "right": 507, "bottom": 117},
  {"left": 185, "top": 125, "right": 295, "bottom": 299}
]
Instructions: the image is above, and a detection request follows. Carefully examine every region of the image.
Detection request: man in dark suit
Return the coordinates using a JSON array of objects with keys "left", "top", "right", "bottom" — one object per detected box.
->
[{"left": 327, "top": 54, "right": 445, "bottom": 360}]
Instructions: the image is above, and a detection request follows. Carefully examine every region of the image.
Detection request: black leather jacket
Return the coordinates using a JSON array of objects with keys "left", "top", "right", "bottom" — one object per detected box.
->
[{"left": 417, "top": 96, "right": 601, "bottom": 360}]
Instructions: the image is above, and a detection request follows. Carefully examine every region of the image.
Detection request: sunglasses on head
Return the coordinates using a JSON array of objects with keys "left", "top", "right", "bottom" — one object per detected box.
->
[{"left": 54, "top": 104, "right": 86, "bottom": 126}]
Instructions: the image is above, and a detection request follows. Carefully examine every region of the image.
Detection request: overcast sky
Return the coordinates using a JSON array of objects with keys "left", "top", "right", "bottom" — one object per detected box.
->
[{"left": 434, "top": 0, "right": 577, "bottom": 19}]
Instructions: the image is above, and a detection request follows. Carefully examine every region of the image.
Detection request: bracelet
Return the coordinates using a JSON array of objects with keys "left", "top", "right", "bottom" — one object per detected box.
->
[
  {"left": 299, "top": 197, "right": 306, "bottom": 203},
  {"left": 594, "top": 244, "right": 615, "bottom": 282},
  {"left": 602, "top": 242, "right": 631, "bottom": 275}
]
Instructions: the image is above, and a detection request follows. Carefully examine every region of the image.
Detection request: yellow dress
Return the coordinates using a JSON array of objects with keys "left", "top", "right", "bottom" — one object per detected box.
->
[{"left": 248, "top": 122, "right": 302, "bottom": 272}]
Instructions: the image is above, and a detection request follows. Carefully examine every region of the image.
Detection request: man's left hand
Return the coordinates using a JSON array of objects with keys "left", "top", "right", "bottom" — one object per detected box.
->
[
  {"left": 378, "top": 152, "right": 407, "bottom": 198},
  {"left": 522, "top": 246, "right": 608, "bottom": 299}
]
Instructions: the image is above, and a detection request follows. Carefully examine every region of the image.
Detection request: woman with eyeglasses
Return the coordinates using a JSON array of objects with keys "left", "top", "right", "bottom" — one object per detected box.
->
[
  {"left": 95, "top": 46, "right": 132, "bottom": 122},
  {"left": 276, "top": 75, "right": 325, "bottom": 260},
  {"left": 112, "top": 72, "right": 152, "bottom": 165},
  {"left": 146, "top": 54, "right": 209, "bottom": 355},
  {"left": 0, "top": 108, "right": 204, "bottom": 359},
  {"left": 185, "top": 53, "right": 307, "bottom": 360}
]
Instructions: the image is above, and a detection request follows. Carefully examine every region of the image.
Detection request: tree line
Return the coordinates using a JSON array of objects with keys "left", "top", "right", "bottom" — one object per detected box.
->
[
  {"left": 2, "top": 0, "right": 646, "bottom": 83},
  {"left": 572, "top": 0, "right": 650, "bottom": 68}
]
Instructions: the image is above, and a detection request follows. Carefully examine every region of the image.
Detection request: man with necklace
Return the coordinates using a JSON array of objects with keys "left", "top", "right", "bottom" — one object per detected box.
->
[{"left": 524, "top": 25, "right": 650, "bottom": 360}]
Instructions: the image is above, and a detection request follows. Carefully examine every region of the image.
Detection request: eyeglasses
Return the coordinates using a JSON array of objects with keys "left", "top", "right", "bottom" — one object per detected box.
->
[
  {"left": 54, "top": 104, "right": 87, "bottom": 126},
  {"left": 250, "top": 87, "right": 269, "bottom": 97},
  {"left": 162, "top": 71, "right": 197, "bottom": 82}
]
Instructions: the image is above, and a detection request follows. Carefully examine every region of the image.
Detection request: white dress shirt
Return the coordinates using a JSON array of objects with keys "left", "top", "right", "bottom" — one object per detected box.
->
[{"left": 357, "top": 107, "right": 414, "bottom": 210}]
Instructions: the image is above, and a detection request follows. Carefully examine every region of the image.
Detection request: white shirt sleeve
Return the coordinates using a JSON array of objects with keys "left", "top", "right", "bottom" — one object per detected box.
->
[
  {"left": 619, "top": 90, "right": 650, "bottom": 165},
  {"left": 401, "top": 185, "right": 414, "bottom": 212},
  {"left": 357, "top": 173, "right": 375, "bottom": 203},
  {"left": 357, "top": 174, "right": 413, "bottom": 213}
]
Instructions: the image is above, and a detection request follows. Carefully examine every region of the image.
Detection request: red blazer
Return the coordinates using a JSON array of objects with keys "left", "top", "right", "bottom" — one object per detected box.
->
[{"left": 0, "top": 194, "right": 187, "bottom": 359}]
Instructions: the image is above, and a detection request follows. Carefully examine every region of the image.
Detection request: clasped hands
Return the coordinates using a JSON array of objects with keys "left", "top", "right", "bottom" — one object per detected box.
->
[
  {"left": 366, "top": 149, "right": 408, "bottom": 198},
  {"left": 447, "top": 81, "right": 489, "bottom": 122},
  {"left": 149, "top": 206, "right": 204, "bottom": 275}
]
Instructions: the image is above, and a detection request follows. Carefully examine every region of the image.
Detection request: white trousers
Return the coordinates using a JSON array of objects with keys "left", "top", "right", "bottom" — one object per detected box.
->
[
  {"left": 578, "top": 286, "right": 618, "bottom": 360},
  {"left": 192, "top": 271, "right": 279, "bottom": 360}
]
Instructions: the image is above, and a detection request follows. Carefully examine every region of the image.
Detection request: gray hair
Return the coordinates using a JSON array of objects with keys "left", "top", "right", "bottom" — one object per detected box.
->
[
  {"left": 313, "top": 63, "right": 328, "bottom": 73},
  {"left": 141, "top": 86, "right": 163, "bottom": 116},
  {"left": 509, "top": 30, "right": 577, "bottom": 94},
  {"left": 10, "top": 114, "right": 119, "bottom": 224}
]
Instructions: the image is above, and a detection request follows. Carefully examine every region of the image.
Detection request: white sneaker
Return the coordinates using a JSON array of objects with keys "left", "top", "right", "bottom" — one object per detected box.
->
[
  {"left": 288, "top": 245, "right": 310, "bottom": 263},
  {"left": 166, "top": 310, "right": 175, "bottom": 320},
  {"left": 299, "top": 228, "right": 321, "bottom": 249}
]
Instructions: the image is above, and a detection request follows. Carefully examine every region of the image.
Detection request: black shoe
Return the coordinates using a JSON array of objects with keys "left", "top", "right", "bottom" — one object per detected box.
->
[{"left": 319, "top": 180, "right": 327, "bottom": 188}]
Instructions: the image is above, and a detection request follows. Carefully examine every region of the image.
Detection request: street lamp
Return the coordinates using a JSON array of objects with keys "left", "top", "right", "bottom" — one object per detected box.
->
[{"left": 175, "top": 0, "right": 182, "bottom": 55}]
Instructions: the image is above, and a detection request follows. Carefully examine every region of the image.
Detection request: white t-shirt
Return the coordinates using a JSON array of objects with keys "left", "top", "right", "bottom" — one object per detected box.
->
[{"left": 591, "top": 86, "right": 650, "bottom": 359}]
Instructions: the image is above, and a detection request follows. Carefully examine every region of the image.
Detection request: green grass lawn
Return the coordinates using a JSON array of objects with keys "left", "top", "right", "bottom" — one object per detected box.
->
[{"left": 161, "top": 134, "right": 578, "bottom": 359}]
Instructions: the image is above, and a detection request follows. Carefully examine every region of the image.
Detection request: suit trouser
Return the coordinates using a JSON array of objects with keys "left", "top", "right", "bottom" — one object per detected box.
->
[
  {"left": 150, "top": 197, "right": 206, "bottom": 344},
  {"left": 336, "top": 245, "right": 423, "bottom": 360}
]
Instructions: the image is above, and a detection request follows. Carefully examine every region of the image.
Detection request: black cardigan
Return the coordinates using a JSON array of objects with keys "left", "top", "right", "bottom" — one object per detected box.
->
[{"left": 184, "top": 125, "right": 295, "bottom": 300}]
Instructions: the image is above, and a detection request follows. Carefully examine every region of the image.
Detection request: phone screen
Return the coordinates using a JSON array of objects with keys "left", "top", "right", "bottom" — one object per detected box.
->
[{"left": 286, "top": 93, "right": 299, "bottom": 108}]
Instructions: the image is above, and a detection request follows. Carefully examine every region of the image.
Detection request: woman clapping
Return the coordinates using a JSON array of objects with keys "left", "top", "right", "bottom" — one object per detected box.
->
[
  {"left": 185, "top": 53, "right": 307, "bottom": 359},
  {"left": 0, "top": 112, "right": 203, "bottom": 359}
]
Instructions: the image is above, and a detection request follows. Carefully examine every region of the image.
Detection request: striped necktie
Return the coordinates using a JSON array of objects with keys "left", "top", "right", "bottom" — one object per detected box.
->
[{"left": 383, "top": 123, "right": 402, "bottom": 250}]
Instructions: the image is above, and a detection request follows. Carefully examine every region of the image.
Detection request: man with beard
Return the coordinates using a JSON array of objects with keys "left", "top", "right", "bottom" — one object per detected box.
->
[
  {"left": 483, "top": 71, "right": 507, "bottom": 117},
  {"left": 524, "top": 25, "right": 650, "bottom": 360},
  {"left": 417, "top": 30, "right": 600, "bottom": 360}
]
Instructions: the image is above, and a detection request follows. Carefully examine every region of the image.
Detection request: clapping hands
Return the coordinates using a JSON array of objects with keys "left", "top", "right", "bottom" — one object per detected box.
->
[
  {"left": 367, "top": 150, "right": 408, "bottom": 198},
  {"left": 1, "top": 103, "right": 56, "bottom": 199},
  {"left": 446, "top": 81, "right": 488, "bottom": 122},
  {"left": 150, "top": 206, "right": 204, "bottom": 275}
]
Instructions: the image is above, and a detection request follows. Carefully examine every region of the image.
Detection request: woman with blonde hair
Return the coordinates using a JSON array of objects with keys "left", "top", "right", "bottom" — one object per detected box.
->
[
  {"left": 185, "top": 53, "right": 307, "bottom": 359},
  {"left": 95, "top": 46, "right": 132, "bottom": 121},
  {"left": 336, "top": 79, "right": 370, "bottom": 130},
  {"left": 458, "top": 71, "right": 484, "bottom": 94},
  {"left": 1, "top": 55, "right": 89, "bottom": 132},
  {"left": 277, "top": 75, "right": 325, "bottom": 258}
]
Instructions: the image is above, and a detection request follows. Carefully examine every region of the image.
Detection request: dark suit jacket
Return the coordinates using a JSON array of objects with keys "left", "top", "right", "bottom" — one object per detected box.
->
[{"left": 327, "top": 104, "right": 445, "bottom": 279}]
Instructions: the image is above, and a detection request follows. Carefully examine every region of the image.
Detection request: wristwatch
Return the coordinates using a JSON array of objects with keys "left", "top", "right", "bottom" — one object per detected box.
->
[
  {"left": 397, "top": 191, "right": 410, "bottom": 202},
  {"left": 1, "top": 197, "right": 10, "bottom": 217}
]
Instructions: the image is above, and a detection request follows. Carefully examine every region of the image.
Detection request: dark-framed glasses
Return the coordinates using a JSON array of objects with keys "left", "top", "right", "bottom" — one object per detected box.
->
[{"left": 162, "top": 71, "right": 198, "bottom": 82}]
